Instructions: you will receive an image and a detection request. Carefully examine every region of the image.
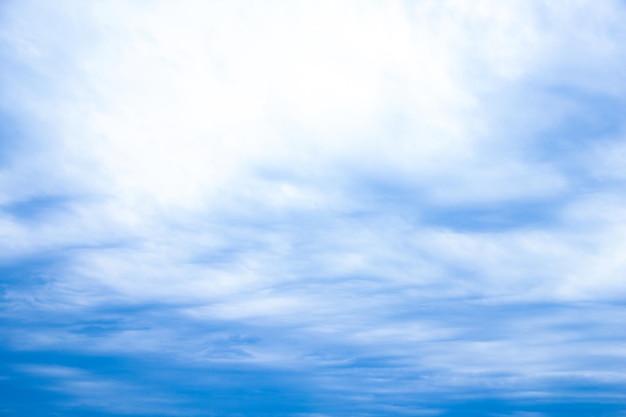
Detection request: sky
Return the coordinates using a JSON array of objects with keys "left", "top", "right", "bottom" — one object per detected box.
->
[{"left": 1, "top": 1, "right": 626, "bottom": 416}]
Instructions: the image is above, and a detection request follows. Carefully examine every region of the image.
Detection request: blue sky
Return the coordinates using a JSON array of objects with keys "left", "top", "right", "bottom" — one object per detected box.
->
[{"left": 1, "top": 1, "right": 626, "bottom": 416}]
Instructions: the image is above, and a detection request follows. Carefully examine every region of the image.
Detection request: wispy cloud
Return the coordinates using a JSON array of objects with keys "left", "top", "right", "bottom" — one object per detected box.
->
[{"left": 2, "top": 1, "right": 626, "bottom": 416}]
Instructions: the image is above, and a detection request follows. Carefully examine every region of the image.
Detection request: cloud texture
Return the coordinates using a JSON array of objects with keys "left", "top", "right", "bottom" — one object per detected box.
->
[{"left": 1, "top": 1, "right": 626, "bottom": 416}]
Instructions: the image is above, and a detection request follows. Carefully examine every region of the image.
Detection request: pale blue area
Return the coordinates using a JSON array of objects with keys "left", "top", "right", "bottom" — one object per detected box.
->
[
  {"left": 0, "top": 114, "right": 21, "bottom": 164},
  {"left": 534, "top": 87, "right": 626, "bottom": 156},
  {"left": 2, "top": 195, "right": 73, "bottom": 222}
]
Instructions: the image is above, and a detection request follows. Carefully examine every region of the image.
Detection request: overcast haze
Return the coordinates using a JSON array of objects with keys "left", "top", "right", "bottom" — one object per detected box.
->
[{"left": 1, "top": 1, "right": 626, "bottom": 416}]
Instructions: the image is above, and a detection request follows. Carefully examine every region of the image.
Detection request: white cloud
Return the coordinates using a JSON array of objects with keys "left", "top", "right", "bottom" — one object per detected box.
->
[{"left": 2, "top": 0, "right": 626, "bottom": 413}]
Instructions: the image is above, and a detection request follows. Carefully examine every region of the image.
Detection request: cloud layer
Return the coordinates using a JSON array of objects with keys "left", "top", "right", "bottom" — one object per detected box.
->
[{"left": 2, "top": 1, "right": 626, "bottom": 416}]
